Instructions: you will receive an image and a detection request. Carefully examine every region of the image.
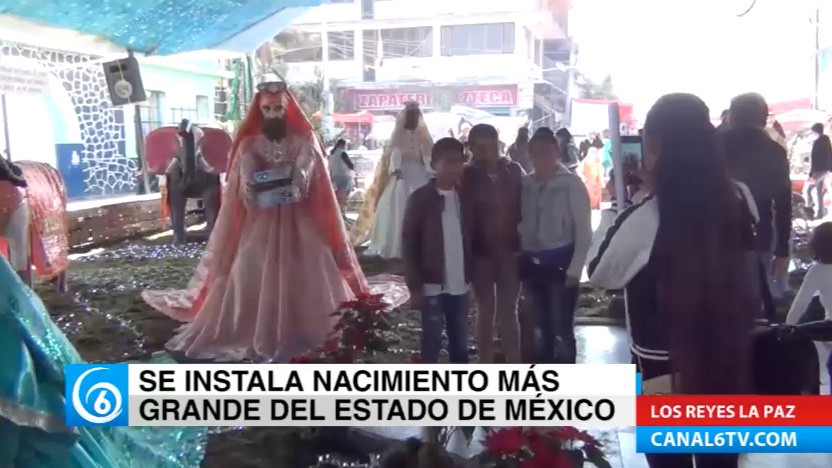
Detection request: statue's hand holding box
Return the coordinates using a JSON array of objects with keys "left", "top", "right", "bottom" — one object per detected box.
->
[{"left": 252, "top": 161, "right": 301, "bottom": 208}]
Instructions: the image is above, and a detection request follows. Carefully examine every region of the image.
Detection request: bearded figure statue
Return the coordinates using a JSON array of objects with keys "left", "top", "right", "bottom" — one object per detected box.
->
[
  {"left": 349, "top": 101, "right": 434, "bottom": 258},
  {"left": 142, "top": 76, "right": 369, "bottom": 362}
]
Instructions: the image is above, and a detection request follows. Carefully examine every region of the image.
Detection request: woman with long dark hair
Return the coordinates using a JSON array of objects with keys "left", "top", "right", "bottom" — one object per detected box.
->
[{"left": 589, "top": 93, "right": 761, "bottom": 468}]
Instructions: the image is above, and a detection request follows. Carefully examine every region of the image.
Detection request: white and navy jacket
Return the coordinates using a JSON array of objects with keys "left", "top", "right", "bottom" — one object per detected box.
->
[{"left": 587, "top": 182, "right": 767, "bottom": 370}]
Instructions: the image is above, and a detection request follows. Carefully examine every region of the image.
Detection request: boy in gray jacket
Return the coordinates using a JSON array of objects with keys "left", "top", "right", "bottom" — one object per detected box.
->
[{"left": 517, "top": 127, "right": 592, "bottom": 363}]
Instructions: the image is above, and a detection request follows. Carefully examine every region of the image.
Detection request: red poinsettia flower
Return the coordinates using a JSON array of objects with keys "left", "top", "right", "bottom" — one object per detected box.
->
[
  {"left": 289, "top": 353, "right": 312, "bottom": 364},
  {"left": 483, "top": 427, "right": 525, "bottom": 456},
  {"left": 354, "top": 292, "right": 373, "bottom": 301},
  {"left": 338, "top": 300, "right": 360, "bottom": 309},
  {"left": 354, "top": 292, "right": 386, "bottom": 307},
  {"left": 344, "top": 328, "right": 368, "bottom": 348},
  {"left": 551, "top": 426, "right": 581, "bottom": 441},
  {"left": 528, "top": 429, "right": 567, "bottom": 460},
  {"left": 321, "top": 338, "right": 339, "bottom": 353}
]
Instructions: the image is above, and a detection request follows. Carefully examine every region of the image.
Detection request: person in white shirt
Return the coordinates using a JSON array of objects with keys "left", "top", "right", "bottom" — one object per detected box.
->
[
  {"left": 402, "top": 138, "right": 471, "bottom": 363},
  {"left": 786, "top": 222, "right": 832, "bottom": 325},
  {"left": 786, "top": 222, "right": 832, "bottom": 393}
]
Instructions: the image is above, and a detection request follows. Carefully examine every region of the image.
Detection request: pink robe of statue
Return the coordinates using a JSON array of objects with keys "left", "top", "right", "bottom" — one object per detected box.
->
[{"left": 143, "top": 127, "right": 369, "bottom": 362}]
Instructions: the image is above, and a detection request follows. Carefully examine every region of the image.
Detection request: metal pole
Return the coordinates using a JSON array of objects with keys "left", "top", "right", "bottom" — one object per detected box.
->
[
  {"left": 609, "top": 103, "right": 626, "bottom": 208},
  {"left": 134, "top": 103, "right": 151, "bottom": 193},
  {"left": 1, "top": 94, "right": 11, "bottom": 161},
  {"left": 126, "top": 49, "right": 151, "bottom": 194},
  {"left": 563, "top": 38, "right": 577, "bottom": 128},
  {"left": 320, "top": 21, "right": 335, "bottom": 139}
]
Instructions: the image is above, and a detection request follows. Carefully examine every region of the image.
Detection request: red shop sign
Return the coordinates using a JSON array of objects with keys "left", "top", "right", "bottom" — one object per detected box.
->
[
  {"left": 457, "top": 86, "right": 517, "bottom": 107},
  {"left": 356, "top": 92, "right": 429, "bottom": 110}
]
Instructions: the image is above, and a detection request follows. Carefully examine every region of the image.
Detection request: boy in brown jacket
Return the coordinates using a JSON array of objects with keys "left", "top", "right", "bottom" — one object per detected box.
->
[
  {"left": 402, "top": 137, "right": 472, "bottom": 363},
  {"left": 460, "top": 124, "right": 525, "bottom": 363}
]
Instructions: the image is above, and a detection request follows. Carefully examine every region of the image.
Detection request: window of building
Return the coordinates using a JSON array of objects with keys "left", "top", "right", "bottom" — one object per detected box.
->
[
  {"left": 169, "top": 107, "right": 197, "bottom": 125},
  {"left": 380, "top": 27, "right": 432, "bottom": 58},
  {"left": 274, "top": 30, "right": 323, "bottom": 62},
  {"left": 139, "top": 90, "right": 165, "bottom": 135},
  {"left": 361, "top": 0, "right": 374, "bottom": 19},
  {"left": 196, "top": 95, "right": 210, "bottom": 122},
  {"left": 328, "top": 31, "right": 355, "bottom": 61},
  {"left": 440, "top": 23, "right": 515, "bottom": 56}
]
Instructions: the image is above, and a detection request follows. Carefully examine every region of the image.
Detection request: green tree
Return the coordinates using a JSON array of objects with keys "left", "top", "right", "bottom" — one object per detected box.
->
[{"left": 576, "top": 73, "right": 618, "bottom": 100}]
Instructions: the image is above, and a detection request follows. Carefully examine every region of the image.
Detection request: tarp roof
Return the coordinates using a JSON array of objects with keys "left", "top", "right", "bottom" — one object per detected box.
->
[{"left": 0, "top": 0, "right": 325, "bottom": 56}]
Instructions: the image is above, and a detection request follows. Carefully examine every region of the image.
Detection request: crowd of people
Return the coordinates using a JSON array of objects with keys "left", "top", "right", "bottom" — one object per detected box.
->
[
  {"left": 2, "top": 77, "right": 832, "bottom": 467},
  {"left": 343, "top": 93, "right": 832, "bottom": 468},
  {"left": 348, "top": 102, "right": 593, "bottom": 364}
]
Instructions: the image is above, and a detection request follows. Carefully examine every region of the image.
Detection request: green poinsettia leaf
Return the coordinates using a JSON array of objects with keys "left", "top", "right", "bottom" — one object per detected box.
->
[{"left": 584, "top": 444, "right": 613, "bottom": 468}]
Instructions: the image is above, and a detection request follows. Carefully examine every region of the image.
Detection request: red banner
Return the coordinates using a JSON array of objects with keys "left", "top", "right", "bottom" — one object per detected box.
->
[
  {"left": 457, "top": 85, "right": 517, "bottom": 107},
  {"left": 355, "top": 91, "right": 429, "bottom": 110}
]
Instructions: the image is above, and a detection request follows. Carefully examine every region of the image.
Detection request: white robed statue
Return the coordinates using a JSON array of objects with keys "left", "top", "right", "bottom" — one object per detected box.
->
[{"left": 350, "top": 102, "right": 433, "bottom": 258}]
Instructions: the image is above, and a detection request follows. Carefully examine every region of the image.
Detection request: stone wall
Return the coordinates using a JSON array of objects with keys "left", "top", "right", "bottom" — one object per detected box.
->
[{"left": 1, "top": 41, "right": 135, "bottom": 197}]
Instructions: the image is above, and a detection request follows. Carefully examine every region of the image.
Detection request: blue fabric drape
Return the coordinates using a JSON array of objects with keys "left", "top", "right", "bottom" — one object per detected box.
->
[
  {"left": 0, "top": 256, "right": 208, "bottom": 467},
  {"left": 0, "top": 1, "right": 323, "bottom": 54}
]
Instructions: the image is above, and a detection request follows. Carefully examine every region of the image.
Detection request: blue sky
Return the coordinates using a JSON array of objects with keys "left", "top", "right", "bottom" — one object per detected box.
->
[{"left": 570, "top": 0, "right": 823, "bottom": 115}]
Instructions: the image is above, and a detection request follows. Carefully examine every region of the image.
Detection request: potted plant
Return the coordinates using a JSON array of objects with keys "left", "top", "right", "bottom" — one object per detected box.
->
[{"left": 477, "top": 426, "right": 611, "bottom": 468}]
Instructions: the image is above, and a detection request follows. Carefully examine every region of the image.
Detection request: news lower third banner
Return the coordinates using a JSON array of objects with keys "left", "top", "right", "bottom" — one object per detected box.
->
[
  {"left": 64, "top": 363, "right": 637, "bottom": 427},
  {"left": 636, "top": 395, "right": 832, "bottom": 453}
]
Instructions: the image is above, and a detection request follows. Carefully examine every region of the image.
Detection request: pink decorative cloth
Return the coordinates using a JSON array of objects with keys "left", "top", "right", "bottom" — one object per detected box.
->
[
  {"left": 0, "top": 162, "right": 68, "bottom": 278},
  {"left": 142, "top": 89, "right": 370, "bottom": 362}
]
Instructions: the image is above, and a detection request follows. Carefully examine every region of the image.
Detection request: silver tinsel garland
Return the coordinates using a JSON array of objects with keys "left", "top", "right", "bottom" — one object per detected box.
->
[{"left": 313, "top": 453, "right": 381, "bottom": 467}]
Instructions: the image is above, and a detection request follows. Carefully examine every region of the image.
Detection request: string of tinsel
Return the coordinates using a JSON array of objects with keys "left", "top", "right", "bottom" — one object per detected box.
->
[
  {"left": 225, "top": 59, "right": 242, "bottom": 122},
  {"left": 313, "top": 453, "right": 381, "bottom": 467}
]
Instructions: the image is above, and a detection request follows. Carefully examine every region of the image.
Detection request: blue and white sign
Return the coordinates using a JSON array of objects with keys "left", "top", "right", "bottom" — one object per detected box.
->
[{"left": 65, "top": 364, "right": 128, "bottom": 426}]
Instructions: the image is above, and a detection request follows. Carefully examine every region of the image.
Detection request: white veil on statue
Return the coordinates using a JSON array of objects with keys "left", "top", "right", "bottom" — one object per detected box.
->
[
  {"left": 350, "top": 101, "right": 433, "bottom": 246},
  {"left": 389, "top": 102, "right": 432, "bottom": 152}
]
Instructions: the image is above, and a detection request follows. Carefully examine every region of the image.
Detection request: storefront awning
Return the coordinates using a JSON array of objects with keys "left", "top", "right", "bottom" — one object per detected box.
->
[{"left": 0, "top": 0, "right": 324, "bottom": 56}]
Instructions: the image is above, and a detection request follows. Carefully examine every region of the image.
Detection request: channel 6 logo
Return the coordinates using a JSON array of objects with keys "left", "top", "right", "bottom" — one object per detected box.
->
[{"left": 65, "top": 364, "right": 128, "bottom": 426}]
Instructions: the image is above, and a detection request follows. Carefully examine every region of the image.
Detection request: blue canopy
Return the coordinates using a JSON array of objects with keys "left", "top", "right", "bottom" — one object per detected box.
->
[{"left": 0, "top": 0, "right": 325, "bottom": 55}]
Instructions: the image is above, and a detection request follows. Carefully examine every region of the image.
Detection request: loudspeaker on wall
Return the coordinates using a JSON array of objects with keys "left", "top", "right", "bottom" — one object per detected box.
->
[{"left": 102, "top": 56, "right": 147, "bottom": 106}]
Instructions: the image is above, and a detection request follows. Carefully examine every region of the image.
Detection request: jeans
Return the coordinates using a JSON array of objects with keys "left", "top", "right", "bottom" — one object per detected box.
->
[
  {"left": 472, "top": 254, "right": 521, "bottom": 363},
  {"left": 522, "top": 279, "right": 579, "bottom": 364},
  {"left": 420, "top": 293, "right": 470, "bottom": 363},
  {"left": 806, "top": 172, "right": 828, "bottom": 218}
]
